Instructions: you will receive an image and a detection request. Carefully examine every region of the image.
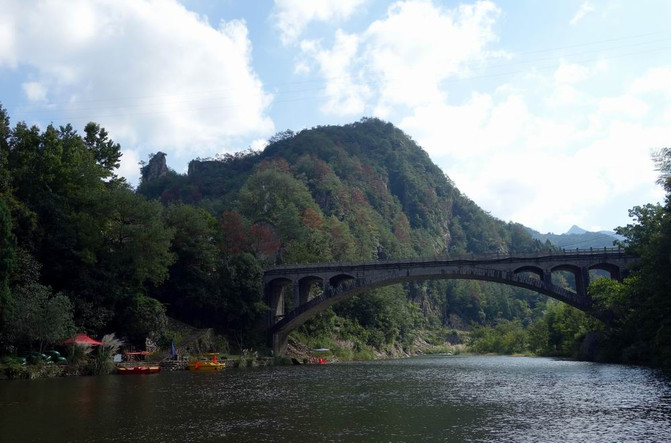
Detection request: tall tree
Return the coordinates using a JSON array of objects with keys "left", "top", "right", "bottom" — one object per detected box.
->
[
  {"left": 0, "top": 104, "right": 10, "bottom": 195},
  {"left": 6, "top": 283, "right": 75, "bottom": 353},
  {"left": 0, "top": 199, "right": 15, "bottom": 335},
  {"left": 613, "top": 147, "right": 671, "bottom": 367},
  {"left": 83, "top": 122, "right": 123, "bottom": 181},
  {"left": 155, "top": 204, "right": 220, "bottom": 322}
]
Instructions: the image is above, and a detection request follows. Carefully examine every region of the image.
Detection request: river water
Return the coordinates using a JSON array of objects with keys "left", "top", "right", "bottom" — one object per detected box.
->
[{"left": 1, "top": 356, "right": 670, "bottom": 442}]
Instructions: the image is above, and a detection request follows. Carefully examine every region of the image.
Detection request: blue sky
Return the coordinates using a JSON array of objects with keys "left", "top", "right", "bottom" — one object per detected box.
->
[{"left": 1, "top": 0, "right": 669, "bottom": 234}]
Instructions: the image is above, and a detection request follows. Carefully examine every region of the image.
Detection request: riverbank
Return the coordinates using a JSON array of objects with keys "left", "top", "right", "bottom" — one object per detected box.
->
[{"left": 285, "top": 328, "right": 468, "bottom": 363}]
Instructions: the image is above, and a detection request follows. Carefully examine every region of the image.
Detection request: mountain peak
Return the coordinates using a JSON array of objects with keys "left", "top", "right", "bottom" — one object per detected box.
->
[{"left": 566, "top": 225, "right": 587, "bottom": 235}]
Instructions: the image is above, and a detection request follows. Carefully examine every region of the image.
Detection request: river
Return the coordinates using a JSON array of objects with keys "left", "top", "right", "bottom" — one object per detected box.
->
[{"left": 1, "top": 355, "right": 670, "bottom": 442}]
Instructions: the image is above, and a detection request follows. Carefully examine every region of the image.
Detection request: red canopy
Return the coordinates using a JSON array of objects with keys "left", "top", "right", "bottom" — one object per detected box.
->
[{"left": 63, "top": 334, "right": 104, "bottom": 346}]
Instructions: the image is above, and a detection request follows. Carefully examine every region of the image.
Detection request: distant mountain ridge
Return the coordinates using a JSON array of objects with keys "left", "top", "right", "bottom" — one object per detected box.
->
[{"left": 526, "top": 224, "right": 624, "bottom": 249}]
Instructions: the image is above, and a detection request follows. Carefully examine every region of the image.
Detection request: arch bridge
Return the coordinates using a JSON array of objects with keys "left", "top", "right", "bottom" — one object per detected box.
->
[{"left": 264, "top": 248, "right": 638, "bottom": 356}]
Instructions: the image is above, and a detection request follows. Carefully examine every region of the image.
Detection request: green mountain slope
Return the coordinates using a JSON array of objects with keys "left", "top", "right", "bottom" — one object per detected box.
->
[
  {"left": 138, "top": 118, "right": 552, "bottom": 351},
  {"left": 141, "top": 118, "right": 546, "bottom": 260}
]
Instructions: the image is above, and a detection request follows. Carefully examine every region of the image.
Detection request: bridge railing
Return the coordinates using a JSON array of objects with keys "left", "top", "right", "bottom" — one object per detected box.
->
[{"left": 265, "top": 246, "right": 628, "bottom": 273}]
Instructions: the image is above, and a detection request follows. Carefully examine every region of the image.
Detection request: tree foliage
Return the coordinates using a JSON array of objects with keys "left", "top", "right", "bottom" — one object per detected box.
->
[
  {"left": 6, "top": 283, "right": 75, "bottom": 353},
  {"left": 0, "top": 107, "right": 579, "bottom": 357},
  {"left": 607, "top": 147, "right": 671, "bottom": 367},
  {"left": 0, "top": 105, "right": 173, "bottom": 351},
  {"left": 471, "top": 147, "right": 671, "bottom": 367}
]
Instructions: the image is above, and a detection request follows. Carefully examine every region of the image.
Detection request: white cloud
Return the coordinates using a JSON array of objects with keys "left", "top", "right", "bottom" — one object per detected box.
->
[
  {"left": 400, "top": 61, "right": 670, "bottom": 233},
  {"left": 365, "top": 0, "right": 501, "bottom": 111},
  {"left": 0, "top": 9, "right": 16, "bottom": 68},
  {"left": 22, "top": 81, "right": 47, "bottom": 102},
  {"left": 570, "top": 1, "right": 595, "bottom": 26},
  {"left": 302, "top": 30, "right": 371, "bottom": 116},
  {"left": 118, "top": 148, "right": 141, "bottom": 186},
  {"left": 631, "top": 67, "right": 671, "bottom": 97},
  {"left": 273, "top": 0, "right": 367, "bottom": 45},
  {"left": 3, "top": 0, "right": 274, "bottom": 166},
  {"left": 292, "top": 0, "right": 669, "bottom": 233},
  {"left": 554, "top": 61, "right": 591, "bottom": 84},
  {"left": 597, "top": 96, "right": 649, "bottom": 119},
  {"left": 299, "top": 0, "right": 503, "bottom": 117}
]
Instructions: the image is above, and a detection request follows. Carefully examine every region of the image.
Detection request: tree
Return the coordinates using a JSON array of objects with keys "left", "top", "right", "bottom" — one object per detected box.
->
[
  {"left": 219, "top": 210, "right": 249, "bottom": 256},
  {"left": 97, "top": 186, "right": 176, "bottom": 292},
  {"left": 118, "top": 295, "right": 167, "bottom": 344},
  {"left": 588, "top": 277, "right": 628, "bottom": 319},
  {"left": 218, "top": 253, "right": 267, "bottom": 345},
  {"left": 6, "top": 283, "right": 75, "bottom": 353},
  {"left": 0, "top": 198, "right": 15, "bottom": 334},
  {"left": 615, "top": 204, "right": 665, "bottom": 255},
  {"left": 83, "top": 122, "right": 123, "bottom": 181},
  {"left": 654, "top": 147, "right": 671, "bottom": 196},
  {"left": 63, "top": 186, "right": 175, "bottom": 333},
  {"left": 0, "top": 104, "right": 10, "bottom": 194},
  {"left": 155, "top": 204, "right": 220, "bottom": 322},
  {"left": 612, "top": 147, "right": 671, "bottom": 367}
]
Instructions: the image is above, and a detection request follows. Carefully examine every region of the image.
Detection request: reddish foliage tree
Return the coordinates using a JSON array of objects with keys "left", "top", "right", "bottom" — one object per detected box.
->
[
  {"left": 393, "top": 212, "right": 411, "bottom": 244},
  {"left": 312, "top": 155, "right": 331, "bottom": 178},
  {"left": 219, "top": 210, "right": 249, "bottom": 255},
  {"left": 258, "top": 158, "right": 292, "bottom": 173},
  {"left": 249, "top": 222, "right": 281, "bottom": 260},
  {"left": 302, "top": 207, "right": 324, "bottom": 229}
]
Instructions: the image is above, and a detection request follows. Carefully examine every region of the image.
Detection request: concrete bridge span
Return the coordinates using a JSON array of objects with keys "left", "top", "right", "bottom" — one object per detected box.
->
[{"left": 263, "top": 248, "right": 638, "bottom": 356}]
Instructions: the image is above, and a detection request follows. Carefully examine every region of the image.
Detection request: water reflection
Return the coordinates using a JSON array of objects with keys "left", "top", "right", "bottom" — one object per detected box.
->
[{"left": 1, "top": 356, "right": 669, "bottom": 442}]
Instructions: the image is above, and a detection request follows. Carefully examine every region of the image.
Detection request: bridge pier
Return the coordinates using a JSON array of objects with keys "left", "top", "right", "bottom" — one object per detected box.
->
[
  {"left": 292, "top": 283, "right": 300, "bottom": 311},
  {"left": 268, "top": 286, "right": 284, "bottom": 324},
  {"left": 576, "top": 267, "right": 590, "bottom": 298},
  {"left": 272, "top": 331, "right": 288, "bottom": 357}
]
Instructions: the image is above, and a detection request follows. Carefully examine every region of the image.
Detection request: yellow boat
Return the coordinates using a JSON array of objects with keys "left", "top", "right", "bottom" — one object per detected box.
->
[{"left": 187, "top": 353, "right": 226, "bottom": 371}]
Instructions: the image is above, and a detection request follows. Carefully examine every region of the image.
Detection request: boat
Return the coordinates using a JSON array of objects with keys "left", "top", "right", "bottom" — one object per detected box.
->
[
  {"left": 117, "top": 364, "right": 161, "bottom": 375},
  {"left": 117, "top": 351, "right": 161, "bottom": 375},
  {"left": 187, "top": 353, "right": 226, "bottom": 371},
  {"left": 308, "top": 348, "right": 332, "bottom": 364}
]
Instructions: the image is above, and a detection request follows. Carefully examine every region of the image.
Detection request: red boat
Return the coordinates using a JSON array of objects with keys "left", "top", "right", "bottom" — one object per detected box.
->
[
  {"left": 117, "top": 351, "right": 161, "bottom": 375},
  {"left": 117, "top": 365, "right": 161, "bottom": 375}
]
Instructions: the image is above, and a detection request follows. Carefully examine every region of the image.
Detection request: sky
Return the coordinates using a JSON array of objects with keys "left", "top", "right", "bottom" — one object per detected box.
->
[{"left": 1, "top": 0, "right": 670, "bottom": 234}]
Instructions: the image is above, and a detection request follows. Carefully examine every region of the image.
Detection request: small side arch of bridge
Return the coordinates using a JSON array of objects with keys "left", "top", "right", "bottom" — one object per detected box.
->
[{"left": 264, "top": 248, "right": 638, "bottom": 356}]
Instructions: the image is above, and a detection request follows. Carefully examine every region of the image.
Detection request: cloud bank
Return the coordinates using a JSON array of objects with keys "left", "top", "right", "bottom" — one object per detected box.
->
[
  {"left": 1, "top": 0, "right": 274, "bottom": 182},
  {"left": 282, "top": 0, "right": 669, "bottom": 232}
]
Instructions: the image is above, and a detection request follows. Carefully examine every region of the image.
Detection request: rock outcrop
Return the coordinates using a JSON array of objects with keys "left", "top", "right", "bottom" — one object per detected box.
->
[{"left": 142, "top": 152, "right": 168, "bottom": 181}]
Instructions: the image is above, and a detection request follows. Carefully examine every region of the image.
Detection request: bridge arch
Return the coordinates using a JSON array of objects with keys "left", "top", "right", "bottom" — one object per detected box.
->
[
  {"left": 298, "top": 276, "right": 323, "bottom": 305},
  {"left": 330, "top": 273, "right": 356, "bottom": 287},
  {"left": 513, "top": 266, "right": 544, "bottom": 280},
  {"left": 589, "top": 263, "right": 621, "bottom": 281},
  {"left": 264, "top": 249, "right": 638, "bottom": 355}
]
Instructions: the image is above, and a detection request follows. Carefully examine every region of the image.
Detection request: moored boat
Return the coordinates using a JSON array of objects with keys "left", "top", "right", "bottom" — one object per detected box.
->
[
  {"left": 116, "top": 351, "right": 161, "bottom": 375},
  {"left": 308, "top": 348, "right": 332, "bottom": 364},
  {"left": 187, "top": 353, "right": 226, "bottom": 371},
  {"left": 117, "top": 365, "right": 161, "bottom": 375}
]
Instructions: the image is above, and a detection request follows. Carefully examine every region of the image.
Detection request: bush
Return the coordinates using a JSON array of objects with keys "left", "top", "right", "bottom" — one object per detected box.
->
[
  {"left": 1, "top": 359, "right": 27, "bottom": 379},
  {"left": 89, "top": 334, "right": 123, "bottom": 375},
  {"left": 63, "top": 343, "right": 94, "bottom": 375}
]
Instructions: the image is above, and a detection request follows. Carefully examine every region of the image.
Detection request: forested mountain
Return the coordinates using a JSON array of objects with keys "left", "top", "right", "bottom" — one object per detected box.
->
[
  {"left": 137, "top": 118, "right": 552, "bottom": 351},
  {"left": 2, "top": 103, "right": 670, "bottom": 368},
  {"left": 142, "top": 118, "right": 546, "bottom": 258}
]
